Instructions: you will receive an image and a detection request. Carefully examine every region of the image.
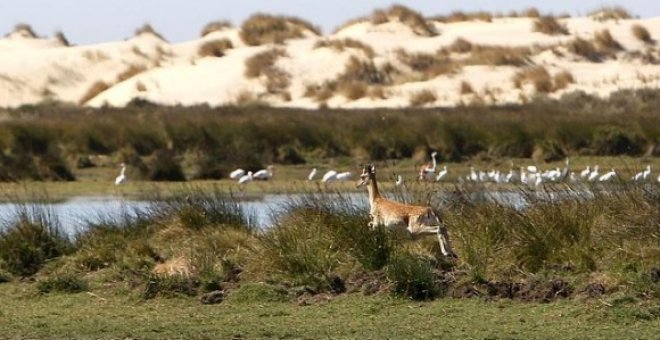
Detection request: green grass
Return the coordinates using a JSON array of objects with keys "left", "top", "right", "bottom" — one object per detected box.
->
[{"left": 0, "top": 282, "right": 657, "bottom": 339}]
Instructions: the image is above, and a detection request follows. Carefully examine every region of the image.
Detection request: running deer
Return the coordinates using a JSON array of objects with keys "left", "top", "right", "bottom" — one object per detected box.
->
[{"left": 357, "top": 164, "right": 457, "bottom": 257}]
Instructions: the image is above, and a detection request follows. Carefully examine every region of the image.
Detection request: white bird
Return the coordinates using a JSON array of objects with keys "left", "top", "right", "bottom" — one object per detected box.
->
[
  {"left": 598, "top": 168, "right": 617, "bottom": 182},
  {"left": 657, "top": 174, "right": 660, "bottom": 183},
  {"left": 335, "top": 171, "right": 352, "bottom": 181},
  {"left": 229, "top": 168, "right": 245, "bottom": 179},
  {"left": 308, "top": 168, "right": 317, "bottom": 181},
  {"left": 238, "top": 171, "right": 253, "bottom": 184},
  {"left": 253, "top": 165, "right": 274, "bottom": 180},
  {"left": 580, "top": 166, "right": 591, "bottom": 179},
  {"left": 642, "top": 165, "right": 651, "bottom": 180},
  {"left": 321, "top": 170, "right": 338, "bottom": 182},
  {"left": 527, "top": 165, "right": 538, "bottom": 173},
  {"left": 394, "top": 174, "right": 403, "bottom": 186},
  {"left": 436, "top": 166, "right": 448, "bottom": 181},
  {"left": 114, "top": 163, "right": 127, "bottom": 185},
  {"left": 588, "top": 165, "right": 600, "bottom": 182}
]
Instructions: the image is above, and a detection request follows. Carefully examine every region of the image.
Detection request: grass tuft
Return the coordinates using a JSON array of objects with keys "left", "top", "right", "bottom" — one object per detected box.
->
[
  {"left": 240, "top": 14, "right": 319, "bottom": 46},
  {"left": 198, "top": 39, "right": 233, "bottom": 58},
  {"left": 631, "top": 24, "right": 653, "bottom": 44},
  {"left": 37, "top": 272, "right": 88, "bottom": 293},
  {"left": 533, "top": 16, "right": 569, "bottom": 35},
  {"left": 200, "top": 20, "right": 232, "bottom": 37}
]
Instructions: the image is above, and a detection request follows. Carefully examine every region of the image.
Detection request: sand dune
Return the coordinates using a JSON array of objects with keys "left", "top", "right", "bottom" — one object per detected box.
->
[{"left": 1, "top": 13, "right": 660, "bottom": 108}]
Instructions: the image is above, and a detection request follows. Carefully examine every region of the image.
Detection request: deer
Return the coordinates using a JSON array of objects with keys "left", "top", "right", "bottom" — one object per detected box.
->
[{"left": 357, "top": 164, "right": 457, "bottom": 258}]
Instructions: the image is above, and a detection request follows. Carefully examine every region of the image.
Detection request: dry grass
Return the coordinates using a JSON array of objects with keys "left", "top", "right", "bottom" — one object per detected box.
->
[
  {"left": 464, "top": 45, "right": 532, "bottom": 67},
  {"left": 345, "top": 4, "right": 438, "bottom": 37},
  {"left": 8, "top": 23, "right": 38, "bottom": 38},
  {"left": 409, "top": 90, "right": 437, "bottom": 106},
  {"left": 240, "top": 14, "right": 319, "bottom": 46},
  {"left": 136, "top": 82, "right": 147, "bottom": 92},
  {"left": 314, "top": 38, "right": 375, "bottom": 58},
  {"left": 594, "top": 29, "right": 623, "bottom": 52},
  {"left": 338, "top": 81, "right": 368, "bottom": 100},
  {"left": 533, "top": 16, "right": 569, "bottom": 36},
  {"left": 589, "top": 6, "right": 633, "bottom": 21},
  {"left": 566, "top": 38, "right": 601, "bottom": 62},
  {"left": 512, "top": 66, "right": 553, "bottom": 93},
  {"left": 430, "top": 11, "right": 493, "bottom": 23},
  {"left": 82, "top": 50, "right": 110, "bottom": 62},
  {"left": 304, "top": 82, "right": 336, "bottom": 102},
  {"left": 631, "top": 24, "right": 653, "bottom": 44},
  {"left": 116, "top": 64, "right": 147, "bottom": 83},
  {"left": 397, "top": 49, "right": 459, "bottom": 80},
  {"left": 448, "top": 38, "right": 473, "bottom": 53},
  {"left": 459, "top": 81, "right": 474, "bottom": 95},
  {"left": 198, "top": 39, "right": 233, "bottom": 58},
  {"left": 78, "top": 81, "right": 110, "bottom": 105},
  {"left": 200, "top": 20, "right": 232, "bottom": 37},
  {"left": 244, "top": 48, "right": 290, "bottom": 95},
  {"left": 54, "top": 31, "right": 70, "bottom": 47},
  {"left": 553, "top": 70, "right": 575, "bottom": 90},
  {"left": 134, "top": 24, "right": 167, "bottom": 41},
  {"left": 522, "top": 8, "right": 541, "bottom": 18},
  {"left": 340, "top": 56, "right": 393, "bottom": 85}
]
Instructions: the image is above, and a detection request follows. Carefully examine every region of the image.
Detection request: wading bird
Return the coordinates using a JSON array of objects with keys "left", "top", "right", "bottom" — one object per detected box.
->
[
  {"left": 418, "top": 151, "right": 438, "bottom": 181},
  {"left": 238, "top": 171, "right": 253, "bottom": 185},
  {"left": 115, "top": 163, "right": 127, "bottom": 185},
  {"left": 308, "top": 168, "right": 317, "bottom": 181},
  {"left": 253, "top": 165, "right": 274, "bottom": 180},
  {"left": 229, "top": 168, "right": 245, "bottom": 179}
]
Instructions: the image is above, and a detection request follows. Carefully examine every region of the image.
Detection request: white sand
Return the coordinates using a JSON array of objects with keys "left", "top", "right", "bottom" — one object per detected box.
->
[{"left": 1, "top": 16, "right": 659, "bottom": 108}]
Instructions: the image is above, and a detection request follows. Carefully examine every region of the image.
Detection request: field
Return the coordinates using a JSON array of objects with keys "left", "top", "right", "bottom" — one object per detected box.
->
[
  {"left": 0, "top": 93, "right": 659, "bottom": 339},
  {"left": 1, "top": 283, "right": 658, "bottom": 339}
]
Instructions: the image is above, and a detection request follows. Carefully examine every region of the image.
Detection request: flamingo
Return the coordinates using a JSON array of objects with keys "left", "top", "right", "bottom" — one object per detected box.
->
[
  {"left": 238, "top": 171, "right": 253, "bottom": 184},
  {"left": 229, "top": 168, "right": 245, "bottom": 179},
  {"left": 308, "top": 168, "right": 317, "bottom": 181},
  {"left": 322, "top": 170, "right": 338, "bottom": 182},
  {"left": 253, "top": 165, "right": 274, "bottom": 180},
  {"left": 114, "top": 163, "right": 127, "bottom": 185},
  {"left": 335, "top": 171, "right": 352, "bottom": 181},
  {"left": 598, "top": 168, "right": 617, "bottom": 182},
  {"left": 435, "top": 166, "right": 448, "bottom": 181},
  {"left": 418, "top": 151, "right": 438, "bottom": 180}
]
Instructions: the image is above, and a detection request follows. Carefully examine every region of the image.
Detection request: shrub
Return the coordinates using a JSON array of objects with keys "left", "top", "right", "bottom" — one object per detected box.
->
[
  {"left": 465, "top": 45, "right": 531, "bottom": 66},
  {"left": 134, "top": 23, "right": 167, "bottom": 41},
  {"left": 566, "top": 38, "right": 600, "bottom": 62},
  {"left": 339, "top": 81, "right": 367, "bottom": 100},
  {"left": 143, "top": 274, "right": 199, "bottom": 299},
  {"left": 0, "top": 205, "right": 73, "bottom": 276},
  {"left": 631, "top": 24, "right": 653, "bottom": 44},
  {"left": 591, "top": 125, "right": 645, "bottom": 155},
  {"left": 448, "top": 38, "right": 473, "bottom": 53},
  {"left": 240, "top": 13, "right": 319, "bottom": 46},
  {"left": 339, "top": 56, "right": 392, "bottom": 85},
  {"left": 200, "top": 20, "right": 232, "bottom": 37},
  {"left": 244, "top": 48, "right": 286, "bottom": 78},
  {"left": 387, "top": 252, "right": 439, "bottom": 300},
  {"left": 594, "top": 29, "right": 623, "bottom": 51},
  {"left": 9, "top": 23, "right": 38, "bottom": 38},
  {"left": 78, "top": 81, "right": 110, "bottom": 105},
  {"left": 459, "top": 81, "right": 474, "bottom": 95},
  {"left": 369, "top": 4, "right": 437, "bottom": 37},
  {"left": 37, "top": 272, "right": 88, "bottom": 293},
  {"left": 54, "top": 31, "right": 70, "bottom": 46},
  {"left": 522, "top": 8, "right": 541, "bottom": 18},
  {"left": 397, "top": 49, "right": 459, "bottom": 79},
  {"left": 553, "top": 70, "right": 575, "bottom": 91},
  {"left": 409, "top": 90, "right": 437, "bottom": 106},
  {"left": 430, "top": 11, "right": 493, "bottom": 23},
  {"left": 198, "top": 38, "right": 233, "bottom": 58},
  {"left": 147, "top": 149, "right": 186, "bottom": 181},
  {"left": 590, "top": 6, "right": 633, "bottom": 21},
  {"left": 313, "top": 38, "right": 375, "bottom": 58},
  {"left": 533, "top": 16, "right": 569, "bottom": 35},
  {"left": 512, "top": 66, "right": 553, "bottom": 93},
  {"left": 116, "top": 64, "right": 147, "bottom": 83}
]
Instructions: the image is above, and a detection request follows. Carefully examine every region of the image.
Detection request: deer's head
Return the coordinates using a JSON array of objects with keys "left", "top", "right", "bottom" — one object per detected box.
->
[{"left": 357, "top": 164, "right": 375, "bottom": 187}]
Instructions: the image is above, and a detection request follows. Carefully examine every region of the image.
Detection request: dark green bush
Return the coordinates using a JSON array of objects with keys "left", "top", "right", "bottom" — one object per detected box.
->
[
  {"left": 0, "top": 206, "right": 73, "bottom": 276},
  {"left": 387, "top": 252, "right": 439, "bottom": 300},
  {"left": 37, "top": 272, "right": 88, "bottom": 293}
]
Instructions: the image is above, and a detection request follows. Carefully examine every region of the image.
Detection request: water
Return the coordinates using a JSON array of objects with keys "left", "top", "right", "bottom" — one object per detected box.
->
[{"left": 0, "top": 190, "right": 582, "bottom": 236}]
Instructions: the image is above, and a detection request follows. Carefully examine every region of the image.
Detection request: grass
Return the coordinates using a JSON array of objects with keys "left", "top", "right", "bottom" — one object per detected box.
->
[
  {"left": 133, "top": 23, "right": 166, "bottom": 41},
  {"left": 78, "top": 81, "right": 110, "bottom": 105},
  {"left": 240, "top": 13, "right": 319, "bottom": 46},
  {"left": 533, "top": 16, "right": 569, "bottom": 36},
  {"left": 590, "top": 6, "right": 633, "bottom": 21},
  {"left": 631, "top": 24, "right": 653, "bottom": 44},
  {"left": 313, "top": 38, "right": 375, "bottom": 58},
  {"left": 409, "top": 90, "right": 437, "bottom": 106},
  {"left": 0, "top": 283, "right": 658, "bottom": 339},
  {"left": 198, "top": 38, "right": 233, "bottom": 58},
  {"left": 200, "top": 20, "right": 232, "bottom": 37}
]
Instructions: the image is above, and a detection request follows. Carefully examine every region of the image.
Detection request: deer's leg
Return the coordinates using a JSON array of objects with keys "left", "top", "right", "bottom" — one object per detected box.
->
[{"left": 437, "top": 226, "right": 457, "bottom": 258}]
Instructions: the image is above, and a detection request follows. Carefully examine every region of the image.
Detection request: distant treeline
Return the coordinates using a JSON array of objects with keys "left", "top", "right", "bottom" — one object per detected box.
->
[{"left": 0, "top": 90, "right": 659, "bottom": 182}]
